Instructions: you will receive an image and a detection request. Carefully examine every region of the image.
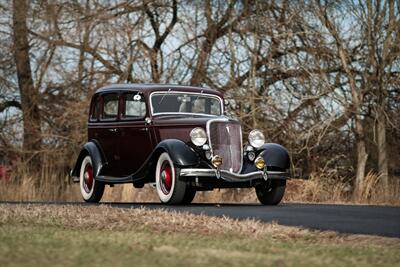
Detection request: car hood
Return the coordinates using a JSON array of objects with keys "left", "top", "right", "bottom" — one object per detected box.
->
[{"left": 152, "top": 114, "right": 234, "bottom": 144}]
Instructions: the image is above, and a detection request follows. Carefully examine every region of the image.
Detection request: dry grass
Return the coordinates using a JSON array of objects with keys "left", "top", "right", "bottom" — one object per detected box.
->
[
  {"left": 0, "top": 204, "right": 398, "bottom": 246},
  {"left": 1, "top": 163, "right": 399, "bottom": 205},
  {"left": 360, "top": 171, "right": 381, "bottom": 200},
  {"left": 1, "top": 204, "right": 399, "bottom": 267},
  {"left": 0, "top": 174, "right": 81, "bottom": 202},
  {"left": 284, "top": 174, "right": 400, "bottom": 206}
]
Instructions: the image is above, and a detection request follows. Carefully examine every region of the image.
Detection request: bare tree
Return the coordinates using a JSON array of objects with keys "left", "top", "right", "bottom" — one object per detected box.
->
[
  {"left": 314, "top": 1, "right": 368, "bottom": 197},
  {"left": 361, "top": 0, "right": 400, "bottom": 191},
  {"left": 140, "top": 0, "right": 177, "bottom": 83},
  {"left": 190, "top": 0, "right": 247, "bottom": 86},
  {"left": 12, "top": 0, "right": 42, "bottom": 170},
  {"left": 0, "top": 0, "right": 398, "bottom": 202}
]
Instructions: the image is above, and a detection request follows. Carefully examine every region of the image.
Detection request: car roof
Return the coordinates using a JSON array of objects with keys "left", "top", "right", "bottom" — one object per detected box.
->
[{"left": 95, "top": 83, "right": 222, "bottom": 97}]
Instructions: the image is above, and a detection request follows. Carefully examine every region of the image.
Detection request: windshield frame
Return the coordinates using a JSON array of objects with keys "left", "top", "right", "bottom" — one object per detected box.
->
[{"left": 149, "top": 91, "right": 224, "bottom": 117}]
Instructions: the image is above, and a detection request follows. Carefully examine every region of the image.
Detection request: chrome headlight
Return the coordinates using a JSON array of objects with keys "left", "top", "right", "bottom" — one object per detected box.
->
[
  {"left": 248, "top": 129, "right": 265, "bottom": 148},
  {"left": 190, "top": 127, "right": 207, "bottom": 146}
]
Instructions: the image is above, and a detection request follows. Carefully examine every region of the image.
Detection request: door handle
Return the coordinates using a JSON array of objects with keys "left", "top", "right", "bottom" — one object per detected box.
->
[{"left": 108, "top": 128, "right": 118, "bottom": 133}]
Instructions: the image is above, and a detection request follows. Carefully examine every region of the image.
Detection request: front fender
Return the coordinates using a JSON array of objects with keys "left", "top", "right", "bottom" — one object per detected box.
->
[
  {"left": 259, "top": 143, "right": 290, "bottom": 170},
  {"left": 154, "top": 139, "right": 199, "bottom": 167},
  {"left": 241, "top": 143, "right": 290, "bottom": 174},
  {"left": 131, "top": 139, "right": 199, "bottom": 184},
  {"left": 70, "top": 141, "right": 105, "bottom": 182}
]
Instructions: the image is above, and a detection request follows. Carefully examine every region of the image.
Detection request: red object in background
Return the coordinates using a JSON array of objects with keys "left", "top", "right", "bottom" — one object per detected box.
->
[{"left": 0, "top": 165, "right": 11, "bottom": 181}]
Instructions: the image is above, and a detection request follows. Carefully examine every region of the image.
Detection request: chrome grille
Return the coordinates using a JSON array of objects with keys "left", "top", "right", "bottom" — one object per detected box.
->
[{"left": 208, "top": 120, "right": 242, "bottom": 173}]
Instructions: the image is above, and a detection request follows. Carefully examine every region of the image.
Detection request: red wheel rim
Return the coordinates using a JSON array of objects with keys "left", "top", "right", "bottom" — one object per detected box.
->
[
  {"left": 83, "top": 163, "right": 94, "bottom": 193},
  {"left": 160, "top": 161, "right": 173, "bottom": 195}
]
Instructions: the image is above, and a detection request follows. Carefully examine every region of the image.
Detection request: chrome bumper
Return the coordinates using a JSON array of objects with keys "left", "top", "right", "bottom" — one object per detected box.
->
[{"left": 179, "top": 168, "right": 290, "bottom": 182}]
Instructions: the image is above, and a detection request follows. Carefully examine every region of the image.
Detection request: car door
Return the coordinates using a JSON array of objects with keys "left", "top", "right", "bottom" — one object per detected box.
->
[
  {"left": 118, "top": 92, "right": 154, "bottom": 176},
  {"left": 94, "top": 92, "right": 122, "bottom": 176}
]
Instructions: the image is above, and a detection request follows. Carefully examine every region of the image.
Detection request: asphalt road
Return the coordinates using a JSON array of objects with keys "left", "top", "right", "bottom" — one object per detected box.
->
[{"left": 2, "top": 201, "right": 400, "bottom": 238}]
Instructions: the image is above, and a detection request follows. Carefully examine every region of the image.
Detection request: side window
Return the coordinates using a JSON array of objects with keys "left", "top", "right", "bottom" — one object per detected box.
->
[
  {"left": 121, "top": 93, "right": 146, "bottom": 119},
  {"left": 101, "top": 93, "right": 119, "bottom": 120},
  {"left": 89, "top": 95, "right": 100, "bottom": 121}
]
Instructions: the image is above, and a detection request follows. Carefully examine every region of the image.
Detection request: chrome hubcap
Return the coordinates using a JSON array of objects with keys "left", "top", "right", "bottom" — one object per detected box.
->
[
  {"left": 159, "top": 161, "right": 172, "bottom": 195},
  {"left": 83, "top": 164, "right": 93, "bottom": 193}
]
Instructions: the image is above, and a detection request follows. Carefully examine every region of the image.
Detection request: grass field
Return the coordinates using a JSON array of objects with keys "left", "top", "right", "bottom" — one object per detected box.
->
[{"left": 0, "top": 204, "right": 399, "bottom": 267}]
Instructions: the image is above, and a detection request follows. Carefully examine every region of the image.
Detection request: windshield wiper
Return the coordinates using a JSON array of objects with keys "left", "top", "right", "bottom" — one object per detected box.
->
[
  {"left": 192, "top": 90, "right": 204, "bottom": 104},
  {"left": 158, "top": 88, "right": 171, "bottom": 105}
]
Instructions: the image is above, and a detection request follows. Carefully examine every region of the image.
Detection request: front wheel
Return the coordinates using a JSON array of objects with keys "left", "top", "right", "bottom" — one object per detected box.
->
[
  {"left": 255, "top": 179, "right": 286, "bottom": 205},
  {"left": 155, "top": 152, "right": 190, "bottom": 204},
  {"left": 79, "top": 155, "right": 105, "bottom": 203},
  {"left": 182, "top": 188, "right": 196, "bottom": 204}
]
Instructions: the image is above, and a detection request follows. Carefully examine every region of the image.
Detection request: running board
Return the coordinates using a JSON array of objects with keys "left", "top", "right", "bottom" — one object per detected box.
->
[{"left": 96, "top": 175, "right": 132, "bottom": 184}]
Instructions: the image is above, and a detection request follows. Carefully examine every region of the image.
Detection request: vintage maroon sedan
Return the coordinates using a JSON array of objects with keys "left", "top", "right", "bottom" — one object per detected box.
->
[{"left": 70, "top": 84, "right": 290, "bottom": 204}]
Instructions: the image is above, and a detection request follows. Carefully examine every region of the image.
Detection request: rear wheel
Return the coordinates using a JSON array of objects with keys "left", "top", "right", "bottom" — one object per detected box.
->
[
  {"left": 255, "top": 179, "right": 286, "bottom": 205},
  {"left": 79, "top": 155, "right": 105, "bottom": 202},
  {"left": 155, "top": 152, "right": 190, "bottom": 204}
]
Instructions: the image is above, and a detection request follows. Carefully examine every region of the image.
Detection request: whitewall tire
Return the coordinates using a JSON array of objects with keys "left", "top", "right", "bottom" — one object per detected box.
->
[
  {"left": 79, "top": 155, "right": 104, "bottom": 202},
  {"left": 155, "top": 152, "right": 190, "bottom": 204}
]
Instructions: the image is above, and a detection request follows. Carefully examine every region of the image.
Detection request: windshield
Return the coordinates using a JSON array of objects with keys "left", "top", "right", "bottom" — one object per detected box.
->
[{"left": 151, "top": 92, "right": 222, "bottom": 116}]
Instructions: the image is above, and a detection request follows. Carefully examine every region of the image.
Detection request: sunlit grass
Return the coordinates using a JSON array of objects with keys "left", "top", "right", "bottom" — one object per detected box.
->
[{"left": 0, "top": 204, "right": 399, "bottom": 267}]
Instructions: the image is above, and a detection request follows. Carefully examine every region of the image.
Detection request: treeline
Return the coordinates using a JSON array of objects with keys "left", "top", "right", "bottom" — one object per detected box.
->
[{"left": 0, "top": 0, "right": 399, "bottom": 198}]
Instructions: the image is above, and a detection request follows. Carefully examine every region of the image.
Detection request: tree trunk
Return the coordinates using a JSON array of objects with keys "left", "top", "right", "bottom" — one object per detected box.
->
[
  {"left": 377, "top": 105, "right": 389, "bottom": 191},
  {"left": 150, "top": 48, "right": 160, "bottom": 83},
  {"left": 190, "top": 32, "right": 215, "bottom": 86},
  {"left": 354, "top": 115, "right": 368, "bottom": 199},
  {"left": 12, "top": 0, "right": 42, "bottom": 170},
  {"left": 375, "top": 0, "right": 395, "bottom": 194},
  {"left": 250, "top": 22, "right": 258, "bottom": 129}
]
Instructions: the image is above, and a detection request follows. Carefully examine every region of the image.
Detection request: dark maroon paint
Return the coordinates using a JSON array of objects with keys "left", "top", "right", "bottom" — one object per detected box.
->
[{"left": 88, "top": 84, "right": 223, "bottom": 176}]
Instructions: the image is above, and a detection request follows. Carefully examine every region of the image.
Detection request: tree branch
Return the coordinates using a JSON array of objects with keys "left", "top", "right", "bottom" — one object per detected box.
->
[{"left": 0, "top": 100, "right": 21, "bottom": 113}]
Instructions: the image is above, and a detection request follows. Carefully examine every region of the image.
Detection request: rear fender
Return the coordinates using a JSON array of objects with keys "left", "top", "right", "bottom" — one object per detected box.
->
[{"left": 70, "top": 141, "right": 105, "bottom": 182}]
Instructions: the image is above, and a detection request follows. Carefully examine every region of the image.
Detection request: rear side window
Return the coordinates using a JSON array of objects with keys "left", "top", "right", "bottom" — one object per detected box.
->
[
  {"left": 90, "top": 95, "right": 100, "bottom": 121},
  {"left": 121, "top": 93, "right": 146, "bottom": 119},
  {"left": 101, "top": 93, "right": 119, "bottom": 120}
]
